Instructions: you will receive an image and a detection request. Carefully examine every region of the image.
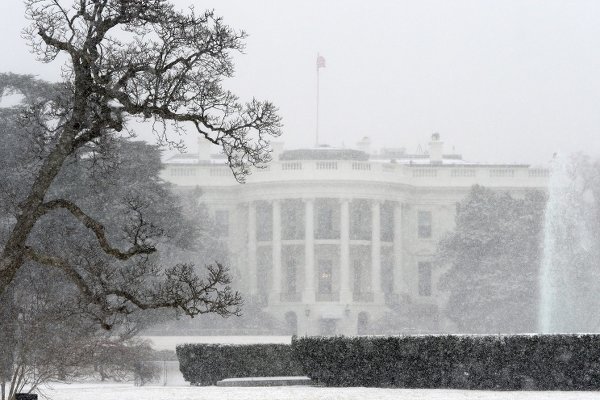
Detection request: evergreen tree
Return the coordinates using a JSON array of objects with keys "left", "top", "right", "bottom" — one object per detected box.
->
[{"left": 438, "top": 185, "right": 546, "bottom": 333}]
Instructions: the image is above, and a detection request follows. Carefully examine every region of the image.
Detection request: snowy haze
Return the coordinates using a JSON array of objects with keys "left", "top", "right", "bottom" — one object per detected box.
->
[
  {"left": 3, "top": 2, "right": 600, "bottom": 395},
  {"left": 2, "top": 0, "right": 600, "bottom": 164}
]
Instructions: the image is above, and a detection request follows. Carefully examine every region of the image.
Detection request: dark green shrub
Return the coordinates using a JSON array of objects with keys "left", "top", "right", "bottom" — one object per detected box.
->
[
  {"left": 291, "top": 334, "right": 600, "bottom": 390},
  {"left": 176, "top": 343, "right": 302, "bottom": 385}
]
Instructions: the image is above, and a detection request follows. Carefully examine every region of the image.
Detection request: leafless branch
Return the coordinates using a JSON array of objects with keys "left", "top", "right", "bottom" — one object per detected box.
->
[
  {"left": 39, "top": 198, "right": 156, "bottom": 260},
  {"left": 23, "top": 246, "right": 241, "bottom": 329}
]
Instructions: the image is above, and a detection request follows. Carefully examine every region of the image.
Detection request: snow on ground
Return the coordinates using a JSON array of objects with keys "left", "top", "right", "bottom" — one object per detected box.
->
[
  {"left": 41, "top": 383, "right": 600, "bottom": 400},
  {"left": 142, "top": 335, "right": 291, "bottom": 351}
]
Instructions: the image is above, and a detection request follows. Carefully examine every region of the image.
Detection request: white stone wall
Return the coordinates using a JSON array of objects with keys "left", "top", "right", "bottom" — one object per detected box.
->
[{"left": 162, "top": 159, "right": 548, "bottom": 335}]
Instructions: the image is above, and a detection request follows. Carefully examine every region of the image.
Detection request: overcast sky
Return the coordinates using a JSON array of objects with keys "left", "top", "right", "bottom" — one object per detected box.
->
[{"left": 1, "top": 0, "right": 600, "bottom": 165}]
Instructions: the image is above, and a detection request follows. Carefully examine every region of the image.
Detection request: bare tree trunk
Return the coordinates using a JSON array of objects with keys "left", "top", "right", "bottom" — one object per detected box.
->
[{"left": 0, "top": 127, "right": 76, "bottom": 294}]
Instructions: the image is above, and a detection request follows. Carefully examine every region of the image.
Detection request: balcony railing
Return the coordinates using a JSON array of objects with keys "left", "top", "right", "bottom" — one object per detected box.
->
[
  {"left": 165, "top": 161, "right": 549, "bottom": 188},
  {"left": 209, "top": 167, "right": 231, "bottom": 177},
  {"left": 280, "top": 292, "right": 302, "bottom": 302},
  {"left": 529, "top": 168, "right": 549, "bottom": 178},
  {"left": 316, "top": 292, "right": 340, "bottom": 302},
  {"left": 352, "top": 162, "right": 371, "bottom": 171},
  {"left": 352, "top": 292, "right": 374, "bottom": 303},
  {"left": 281, "top": 162, "right": 302, "bottom": 171},
  {"left": 450, "top": 169, "right": 476, "bottom": 178},
  {"left": 412, "top": 168, "right": 437, "bottom": 178},
  {"left": 489, "top": 169, "right": 515, "bottom": 178}
]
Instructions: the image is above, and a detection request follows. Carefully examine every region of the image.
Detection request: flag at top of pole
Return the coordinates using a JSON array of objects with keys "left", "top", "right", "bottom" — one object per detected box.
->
[{"left": 317, "top": 54, "right": 326, "bottom": 69}]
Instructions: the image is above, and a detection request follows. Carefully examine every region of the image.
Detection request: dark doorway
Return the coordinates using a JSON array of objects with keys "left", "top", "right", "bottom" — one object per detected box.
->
[{"left": 319, "top": 318, "right": 337, "bottom": 336}]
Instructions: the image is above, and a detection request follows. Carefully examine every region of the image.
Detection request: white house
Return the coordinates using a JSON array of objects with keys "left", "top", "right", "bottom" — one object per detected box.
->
[{"left": 161, "top": 134, "right": 548, "bottom": 336}]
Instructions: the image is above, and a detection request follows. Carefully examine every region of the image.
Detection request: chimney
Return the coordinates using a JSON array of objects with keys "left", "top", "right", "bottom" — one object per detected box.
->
[
  {"left": 428, "top": 133, "right": 444, "bottom": 164},
  {"left": 198, "top": 136, "right": 214, "bottom": 163},
  {"left": 271, "top": 141, "right": 284, "bottom": 161},
  {"left": 356, "top": 136, "right": 372, "bottom": 155}
]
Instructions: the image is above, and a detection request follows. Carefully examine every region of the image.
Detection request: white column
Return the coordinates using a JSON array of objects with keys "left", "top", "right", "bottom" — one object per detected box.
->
[
  {"left": 271, "top": 199, "right": 282, "bottom": 302},
  {"left": 371, "top": 200, "right": 383, "bottom": 303},
  {"left": 303, "top": 198, "right": 315, "bottom": 303},
  {"left": 393, "top": 202, "right": 405, "bottom": 295},
  {"left": 247, "top": 202, "right": 257, "bottom": 296},
  {"left": 340, "top": 198, "right": 351, "bottom": 303}
]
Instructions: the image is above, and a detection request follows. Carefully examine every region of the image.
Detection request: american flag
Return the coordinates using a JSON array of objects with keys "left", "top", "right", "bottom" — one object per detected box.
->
[{"left": 317, "top": 54, "right": 326, "bottom": 69}]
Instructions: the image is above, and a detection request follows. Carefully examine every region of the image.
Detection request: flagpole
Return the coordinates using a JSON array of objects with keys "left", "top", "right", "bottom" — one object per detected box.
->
[
  {"left": 316, "top": 53, "right": 320, "bottom": 147},
  {"left": 315, "top": 53, "right": 325, "bottom": 147}
]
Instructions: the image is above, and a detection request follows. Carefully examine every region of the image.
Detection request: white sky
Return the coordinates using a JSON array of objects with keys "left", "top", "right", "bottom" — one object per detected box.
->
[{"left": 2, "top": 0, "right": 600, "bottom": 165}]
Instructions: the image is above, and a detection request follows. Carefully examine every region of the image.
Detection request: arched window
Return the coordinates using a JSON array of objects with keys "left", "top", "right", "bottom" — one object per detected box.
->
[{"left": 285, "top": 311, "right": 298, "bottom": 336}]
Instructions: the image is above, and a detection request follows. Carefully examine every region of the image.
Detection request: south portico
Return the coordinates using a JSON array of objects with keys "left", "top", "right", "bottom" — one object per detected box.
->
[{"left": 244, "top": 194, "right": 406, "bottom": 336}]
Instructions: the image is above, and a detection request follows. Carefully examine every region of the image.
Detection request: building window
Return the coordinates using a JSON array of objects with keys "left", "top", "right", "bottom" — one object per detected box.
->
[
  {"left": 256, "top": 202, "right": 273, "bottom": 241},
  {"left": 282, "top": 199, "right": 304, "bottom": 240},
  {"left": 350, "top": 199, "right": 371, "bottom": 240},
  {"left": 318, "top": 207, "right": 333, "bottom": 234},
  {"left": 283, "top": 245, "right": 304, "bottom": 296},
  {"left": 318, "top": 260, "right": 333, "bottom": 294},
  {"left": 315, "top": 199, "right": 340, "bottom": 239},
  {"left": 353, "top": 259, "right": 363, "bottom": 294},
  {"left": 417, "top": 210, "right": 432, "bottom": 238},
  {"left": 381, "top": 247, "right": 394, "bottom": 294},
  {"left": 380, "top": 202, "right": 394, "bottom": 242},
  {"left": 214, "top": 210, "right": 229, "bottom": 238},
  {"left": 256, "top": 246, "right": 272, "bottom": 295},
  {"left": 286, "top": 257, "right": 297, "bottom": 294},
  {"left": 418, "top": 262, "right": 432, "bottom": 296}
]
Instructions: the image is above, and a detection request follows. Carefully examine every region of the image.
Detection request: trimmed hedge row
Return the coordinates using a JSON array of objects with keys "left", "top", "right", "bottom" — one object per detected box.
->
[
  {"left": 291, "top": 335, "right": 600, "bottom": 390},
  {"left": 176, "top": 344, "right": 302, "bottom": 385}
]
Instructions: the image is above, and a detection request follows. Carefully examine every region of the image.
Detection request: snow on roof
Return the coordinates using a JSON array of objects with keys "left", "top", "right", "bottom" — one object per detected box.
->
[
  {"left": 164, "top": 153, "right": 227, "bottom": 165},
  {"left": 162, "top": 146, "right": 536, "bottom": 168}
]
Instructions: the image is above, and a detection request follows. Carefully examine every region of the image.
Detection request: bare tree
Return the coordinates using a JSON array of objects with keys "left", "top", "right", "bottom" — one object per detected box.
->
[
  {"left": 0, "top": 264, "right": 163, "bottom": 400},
  {"left": 0, "top": 0, "right": 280, "bottom": 313},
  {"left": 0, "top": 120, "right": 237, "bottom": 397}
]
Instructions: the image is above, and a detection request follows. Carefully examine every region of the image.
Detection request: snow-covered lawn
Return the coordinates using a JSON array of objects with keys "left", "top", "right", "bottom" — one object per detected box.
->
[{"left": 40, "top": 383, "right": 600, "bottom": 400}]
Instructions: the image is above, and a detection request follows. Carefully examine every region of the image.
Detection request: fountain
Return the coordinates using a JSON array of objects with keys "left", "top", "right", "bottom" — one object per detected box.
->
[{"left": 539, "top": 155, "right": 600, "bottom": 333}]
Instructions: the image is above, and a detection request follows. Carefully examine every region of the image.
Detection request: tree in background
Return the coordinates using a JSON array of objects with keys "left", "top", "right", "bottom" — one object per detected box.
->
[
  {"left": 1, "top": 0, "right": 280, "bottom": 302},
  {"left": 0, "top": 1, "right": 279, "bottom": 397},
  {"left": 437, "top": 185, "right": 546, "bottom": 333},
  {"left": 0, "top": 76, "right": 240, "bottom": 326},
  {"left": 0, "top": 110, "right": 233, "bottom": 398}
]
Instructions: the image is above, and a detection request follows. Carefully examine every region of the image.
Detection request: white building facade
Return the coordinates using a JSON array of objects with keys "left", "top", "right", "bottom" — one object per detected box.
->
[{"left": 162, "top": 135, "right": 548, "bottom": 336}]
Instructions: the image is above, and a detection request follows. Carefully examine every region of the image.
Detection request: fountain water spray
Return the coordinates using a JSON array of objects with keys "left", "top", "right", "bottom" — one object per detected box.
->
[{"left": 539, "top": 155, "right": 599, "bottom": 333}]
